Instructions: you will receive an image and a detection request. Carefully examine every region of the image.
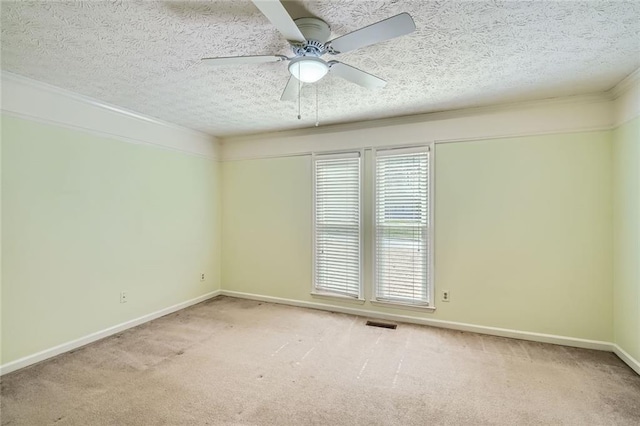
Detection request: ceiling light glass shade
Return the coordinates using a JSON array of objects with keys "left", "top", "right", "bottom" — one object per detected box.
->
[{"left": 288, "top": 57, "right": 329, "bottom": 83}]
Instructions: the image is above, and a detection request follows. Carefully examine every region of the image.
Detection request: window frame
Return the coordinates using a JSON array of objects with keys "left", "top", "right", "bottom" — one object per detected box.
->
[
  {"left": 311, "top": 150, "right": 365, "bottom": 301},
  {"left": 372, "top": 144, "right": 435, "bottom": 309}
]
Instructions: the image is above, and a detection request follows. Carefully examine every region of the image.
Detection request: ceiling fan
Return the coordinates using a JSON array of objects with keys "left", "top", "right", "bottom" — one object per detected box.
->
[{"left": 201, "top": 0, "right": 416, "bottom": 101}]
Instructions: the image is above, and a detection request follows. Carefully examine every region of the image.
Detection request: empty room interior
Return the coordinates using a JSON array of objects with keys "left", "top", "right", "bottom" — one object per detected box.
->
[{"left": 1, "top": 0, "right": 640, "bottom": 424}]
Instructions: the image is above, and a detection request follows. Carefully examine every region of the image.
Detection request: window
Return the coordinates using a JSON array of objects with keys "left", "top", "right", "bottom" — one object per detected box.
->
[
  {"left": 374, "top": 147, "right": 431, "bottom": 305},
  {"left": 313, "top": 152, "right": 362, "bottom": 298}
]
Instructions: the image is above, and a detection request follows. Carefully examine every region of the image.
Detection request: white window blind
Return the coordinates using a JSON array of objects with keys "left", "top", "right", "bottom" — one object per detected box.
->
[
  {"left": 375, "top": 147, "right": 430, "bottom": 305},
  {"left": 313, "top": 153, "right": 361, "bottom": 298}
]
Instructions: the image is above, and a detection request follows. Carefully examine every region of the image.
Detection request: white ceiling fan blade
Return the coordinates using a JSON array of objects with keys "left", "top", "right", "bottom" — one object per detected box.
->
[
  {"left": 201, "top": 55, "right": 287, "bottom": 66},
  {"left": 329, "top": 62, "right": 387, "bottom": 89},
  {"left": 280, "top": 76, "right": 301, "bottom": 101},
  {"left": 328, "top": 13, "right": 416, "bottom": 54},
  {"left": 252, "top": 0, "right": 306, "bottom": 43}
]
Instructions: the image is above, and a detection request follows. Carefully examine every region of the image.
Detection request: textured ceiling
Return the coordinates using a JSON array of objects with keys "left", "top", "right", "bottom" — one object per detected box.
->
[{"left": 2, "top": 1, "right": 640, "bottom": 137}]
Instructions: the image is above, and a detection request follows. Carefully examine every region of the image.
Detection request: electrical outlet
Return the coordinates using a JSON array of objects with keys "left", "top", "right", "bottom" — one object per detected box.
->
[
  {"left": 120, "top": 291, "right": 128, "bottom": 304},
  {"left": 200, "top": 273, "right": 205, "bottom": 282},
  {"left": 441, "top": 290, "right": 450, "bottom": 302}
]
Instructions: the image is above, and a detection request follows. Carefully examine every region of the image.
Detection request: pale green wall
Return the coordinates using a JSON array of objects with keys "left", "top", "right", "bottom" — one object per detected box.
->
[
  {"left": 0, "top": 116, "right": 3, "bottom": 364},
  {"left": 222, "top": 156, "right": 312, "bottom": 301},
  {"left": 1, "top": 115, "right": 221, "bottom": 364},
  {"left": 613, "top": 117, "right": 640, "bottom": 360},
  {"left": 435, "top": 133, "right": 612, "bottom": 340},
  {"left": 222, "top": 130, "right": 613, "bottom": 341}
]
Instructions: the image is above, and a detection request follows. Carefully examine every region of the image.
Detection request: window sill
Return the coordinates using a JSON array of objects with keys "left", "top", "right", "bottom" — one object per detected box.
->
[
  {"left": 311, "top": 292, "right": 366, "bottom": 305},
  {"left": 370, "top": 299, "right": 437, "bottom": 312}
]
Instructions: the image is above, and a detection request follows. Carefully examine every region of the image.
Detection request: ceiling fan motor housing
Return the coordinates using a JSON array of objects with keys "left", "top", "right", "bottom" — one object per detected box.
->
[
  {"left": 294, "top": 18, "right": 331, "bottom": 42},
  {"left": 292, "top": 17, "right": 331, "bottom": 56},
  {"left": 292, "top": 39, "right": 326, "bottom": 57}
]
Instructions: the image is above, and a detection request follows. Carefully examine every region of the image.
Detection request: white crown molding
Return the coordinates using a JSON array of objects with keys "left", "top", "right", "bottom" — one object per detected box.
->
[
  {"left": 225, "top": 93, "right": 613, "bottom": 144},
  {"left": 221, "top": 70, "right": 640, "bottom": 162},
  {"left": 0, "top": 290, "right": 221, "bottom": 376},
  {"left": 611, "top": 67, "right": 640, "bottom": 127},
  {"left": 611, "top": 67, "right": 640, "bottom": 99},
  {"left": 3, "top": 67, "right": 636, "bottom": 162},
  {"left": 221, "top": 94, "right": 614, "bottom": 161},
  {"left": 1, "top": 72, "right": 220, "bottom": 160}
]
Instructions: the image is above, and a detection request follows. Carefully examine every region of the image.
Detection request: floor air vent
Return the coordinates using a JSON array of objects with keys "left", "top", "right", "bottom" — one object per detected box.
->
[{"left": 366, "top": 320, "right": 397, "bottom": 330}]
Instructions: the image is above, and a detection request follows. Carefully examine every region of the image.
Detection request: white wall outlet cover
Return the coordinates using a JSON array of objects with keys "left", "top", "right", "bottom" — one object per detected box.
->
[{"left": 441, "top": 291, "right": 450, "bottom": 302}]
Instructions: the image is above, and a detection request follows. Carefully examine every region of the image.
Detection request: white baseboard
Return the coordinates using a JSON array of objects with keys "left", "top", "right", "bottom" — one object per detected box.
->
[
  {"left": 4, "top": 289, "right": 638, "bottom": 377},
  {"left": 0, "top": 290, "right": 221, "bottom": 376},
  {"left": 221, "top": 291, "right": 640, "bottom": 375},
  {"left": 612, "top": 344, "right": 640, "bottom": 375},
  {"left": 219, "top": 290, "right": 612, "bottom": 351}
]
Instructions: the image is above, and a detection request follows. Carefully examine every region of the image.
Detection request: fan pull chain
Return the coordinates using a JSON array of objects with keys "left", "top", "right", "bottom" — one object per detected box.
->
[
  {"left": 315, "top": 83, "right": 319, "bottom": 127},
  {"left": 297, "top": 72, "right": 302, "bottom": 120}
]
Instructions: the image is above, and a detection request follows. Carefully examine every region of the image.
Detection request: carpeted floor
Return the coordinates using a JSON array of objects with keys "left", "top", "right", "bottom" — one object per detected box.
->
[{"left": 1, "top": 296, "right": 639, "bottom": 425}]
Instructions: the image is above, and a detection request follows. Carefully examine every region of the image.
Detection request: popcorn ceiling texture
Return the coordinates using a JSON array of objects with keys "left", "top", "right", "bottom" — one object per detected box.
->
[{"left": 1, "top": 1, "right": 639, "bottom": 137}]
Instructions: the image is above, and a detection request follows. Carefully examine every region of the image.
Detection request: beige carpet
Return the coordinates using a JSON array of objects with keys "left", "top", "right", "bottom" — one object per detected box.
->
[{"left": 1, "top": 296, "right": 639, "bottom": 425}]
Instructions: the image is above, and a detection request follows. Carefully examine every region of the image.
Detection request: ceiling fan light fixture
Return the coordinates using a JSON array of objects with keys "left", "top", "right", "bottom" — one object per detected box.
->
[{"left": 288, "top": 57, "right": 329, "bottom": 83}]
